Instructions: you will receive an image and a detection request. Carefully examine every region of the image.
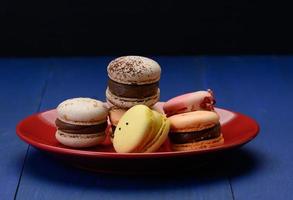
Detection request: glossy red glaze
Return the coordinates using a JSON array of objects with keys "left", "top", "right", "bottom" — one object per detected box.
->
[{"left": 16, "top": 108, "right": 259, "bottom": 159}]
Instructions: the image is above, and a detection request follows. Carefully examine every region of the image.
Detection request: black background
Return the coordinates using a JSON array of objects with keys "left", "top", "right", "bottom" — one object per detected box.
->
[{"left": 1, "top": 1, "right": 292, "bottom": 56}]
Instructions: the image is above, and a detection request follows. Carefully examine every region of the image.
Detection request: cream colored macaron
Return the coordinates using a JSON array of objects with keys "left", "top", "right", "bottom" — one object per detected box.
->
[{"left": 55, "top": 98, "right": 108, "bottom": 148}]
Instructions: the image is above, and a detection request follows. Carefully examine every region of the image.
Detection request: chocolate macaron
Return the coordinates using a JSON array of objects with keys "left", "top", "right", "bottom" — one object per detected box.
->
[
  {"left": 168, "top": 111, "right": 224, "bottom": 151},
  {"left": 106, "top": 56, "right": 161, "bottom": 108},
  {"left": 55, "top": 98, "right": 108, "bottom": 148}
]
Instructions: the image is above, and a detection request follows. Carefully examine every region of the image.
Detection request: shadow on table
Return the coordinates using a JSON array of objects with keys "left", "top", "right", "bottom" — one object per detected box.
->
[{"left": 17, "top": 147, "right": 267, "bottom": 191}]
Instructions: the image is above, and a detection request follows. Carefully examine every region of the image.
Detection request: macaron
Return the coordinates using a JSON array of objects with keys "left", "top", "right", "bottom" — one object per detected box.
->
[
  {"left": 113, "top": 105, "right": 170, "bottom": 153},
  {"left": 152, "top": 102, "right": 165, "bottom": 114},
  {"left": 168, "top": 110, "right": 224, "bottom": 151},
  {"left": 108, "top": 102, "right": 165, "bottom": 134},
  {"left": 55, "top": 98, "right": 108, "bottom": 148},
  {"left": 163, "top": 90, "right": 216, "bottom": 116},
  {"left": 106, "top": 56, "right": 161, "bottom": 108},
  {"left": 108, "top": 107, "right": 127, "bottom": 141}
]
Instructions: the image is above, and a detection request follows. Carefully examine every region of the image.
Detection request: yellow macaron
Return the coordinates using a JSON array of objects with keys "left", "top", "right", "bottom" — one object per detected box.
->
[{"left": 113, "top": 105, "right": 170, "bottom": 153}]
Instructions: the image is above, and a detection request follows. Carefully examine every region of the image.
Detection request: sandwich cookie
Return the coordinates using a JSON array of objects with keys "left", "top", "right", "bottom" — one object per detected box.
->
[
  {"left": 113, "top": 105, "right": 170, "bottom": 153},
  {"left": 108, "top": 107, "right": 127, "bottom": 141},
  {"left": 163, "top": 90, "right": 215, "bottom": 116},
  {"left": 108, "top": 102, "right": 165, "bottom": 141},
  {"left": 55, "top": 98, "right": 108, "bottom": 148},
  {"left": 152, "top": 102, "right": 165, "bottom": 114},
  {"left": 168, "top": 111, "right": 224, "bottom": 151},
  {"left": 106, "top": 56, "right": 161, "bottom": 108}
]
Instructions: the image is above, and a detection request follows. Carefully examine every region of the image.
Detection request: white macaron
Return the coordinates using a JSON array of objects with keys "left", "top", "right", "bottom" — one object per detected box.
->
[{"left": 55, "top": 98, "right": 109, "bottom": 148}]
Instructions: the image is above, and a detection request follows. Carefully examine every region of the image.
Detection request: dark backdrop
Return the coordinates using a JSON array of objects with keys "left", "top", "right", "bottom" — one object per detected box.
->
[{"left": 1, "top": 1, "right": 292, "bottom": 56}]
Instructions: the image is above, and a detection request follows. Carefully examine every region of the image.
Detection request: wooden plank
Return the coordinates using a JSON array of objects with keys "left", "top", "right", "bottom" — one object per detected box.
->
[
  {"left": 0, "top": 59, "right": 50, "bottom": 199},
  {"left": 202, "top": 56, "right": 293, "bottom": 200},
  {"left": 16, "top": 57, "right": 233, "bottom": 200}
]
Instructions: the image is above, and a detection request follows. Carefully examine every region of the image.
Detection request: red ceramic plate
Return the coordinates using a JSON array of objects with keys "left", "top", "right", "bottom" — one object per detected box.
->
[{"left": 16, "top": 107, "right": 259, "bottom": 173}]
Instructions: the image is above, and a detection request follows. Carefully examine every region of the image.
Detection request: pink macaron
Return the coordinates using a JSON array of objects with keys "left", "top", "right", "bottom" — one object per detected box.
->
[{"left": 163, "top": 90, "right": 216, "bottom": 116}]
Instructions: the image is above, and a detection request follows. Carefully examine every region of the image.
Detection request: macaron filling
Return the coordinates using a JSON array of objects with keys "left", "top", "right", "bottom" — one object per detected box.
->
[
  {"left": 57, "top": 132, "right": 104, "bottom": 138},
  {"left": 108, "top": 79, "right": 158, "bottom": 98},
  {"left": 169, "top": 123, "right": 221, "bottom": 144},
  {"left": 55, "top": 119, "right": 107, "bottom": 134}
]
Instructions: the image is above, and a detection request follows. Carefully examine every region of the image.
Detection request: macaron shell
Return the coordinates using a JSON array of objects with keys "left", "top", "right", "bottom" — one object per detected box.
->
[
  {"left": 152, "top": 102, "right": 165, "bottom": 114},
  {"left": 103, "top": 102, "right": 111, "bottom": 109},
  {"left": 57, "top": 98, "right": 108, "bottom": 125},
  {"left": 113, "top": 105, "right": 154, "bottom": 153},
  {"left": 168, "top": 111, "right": 220, "bottom": 132},
  {"left": 163, "top": 91, "right": 214, "bottom": 116},
  {"left": 143, "top": 115, "right": 170, "bottom": 153},
  {"left": 171, "top": 134, "right": 224, "bottom": 151},
  {"left": 135, "top": 110, "right": 162, "bottom": 152},
  {"left": 108, "top": 107, "right": 127, "bottom": 126},
  {"left": 135, "top": 110, "right": 163, "bottom": 152},
  {"left": 151, "top": 110, "right": 164, "bottom": 137},
  {"left": 55, "top": 130, "right": 105, "bottom": 148},
  {"left": 106, "top": 88, "right": 160, "bottom": 108},
  {"left": 107, "top": 56, "right": 161, "bottom": 85}
]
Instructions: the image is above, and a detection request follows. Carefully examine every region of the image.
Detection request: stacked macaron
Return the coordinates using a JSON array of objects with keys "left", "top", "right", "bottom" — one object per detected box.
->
[
  {"left": 55, "top": 98, "right": 108, "bottom": 148},
  {"left": 106, "top": 56, "right": 161, "bottom": 108},
  {"left": 163, "top": 90, "right": 224, "bottom": 151},
  {"left": 105, "top": 56, "right": 167, "bottom": 150}
]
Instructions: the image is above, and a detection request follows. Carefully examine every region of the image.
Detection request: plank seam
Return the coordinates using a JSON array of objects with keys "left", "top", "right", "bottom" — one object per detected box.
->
[
  {"left": 228, "top": 177, "right": 235, "bottom": 200},
  {"left": 13, "top": 66, "right": 52, "bottom": 200},
  {"left": 200, "top": 56, "right": 235, "bottom": 200},
  {"left": 13, "top": 146, "right": 30, "bottom": 200}
]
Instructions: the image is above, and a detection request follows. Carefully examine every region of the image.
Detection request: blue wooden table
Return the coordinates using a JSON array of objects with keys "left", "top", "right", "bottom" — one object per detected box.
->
[{"left": 1, "top": 56, "right": 292, "bottom": 200}]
